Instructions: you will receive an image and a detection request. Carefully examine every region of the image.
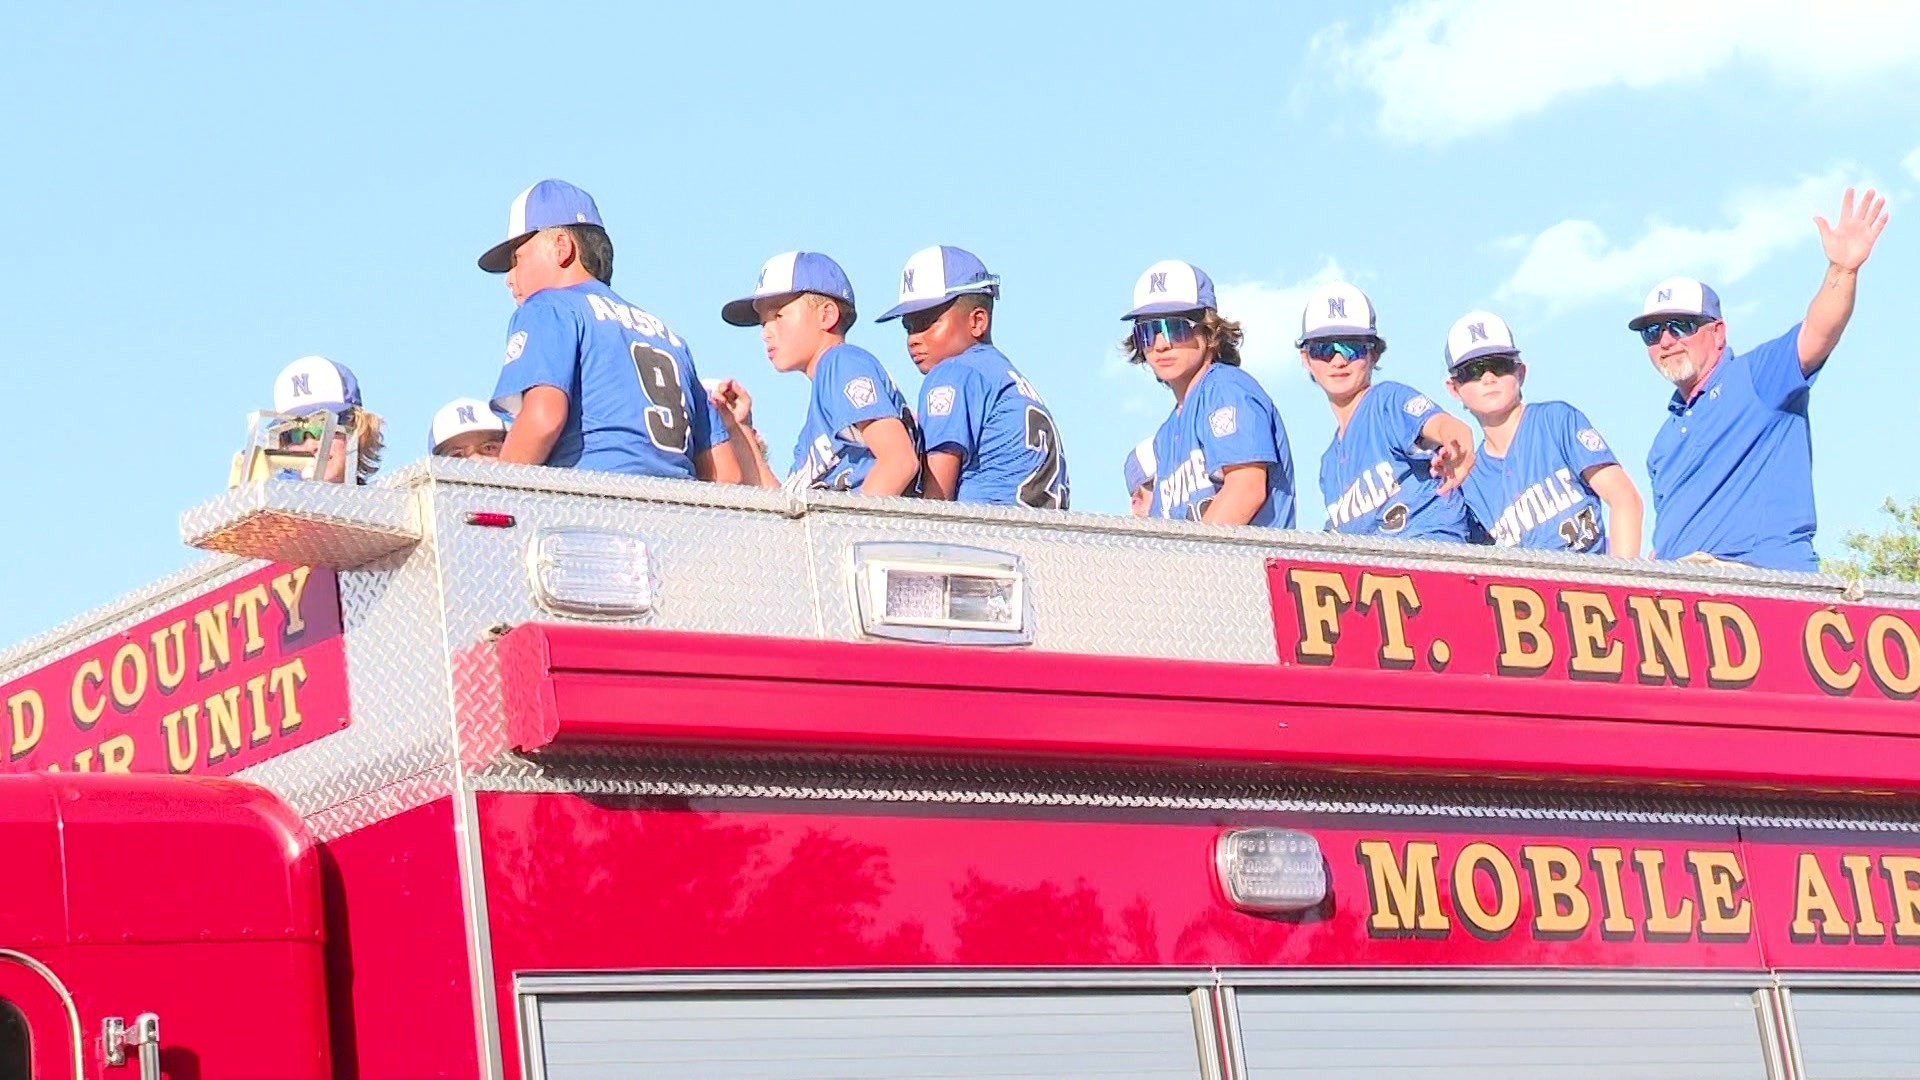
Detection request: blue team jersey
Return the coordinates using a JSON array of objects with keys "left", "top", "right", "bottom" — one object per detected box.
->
[
  {"left": 1148, "top": 363, "right": 1296, "bottom": 527},
  {"left": 1648, "top": 324, "right": 1816, "bottom": 571},
  {"left": 491, "top": 280, "right": 726, "bottom": 476},
  {"left": 789, "top": 344, "right": 920, "bottom": 493},
  {"left": 1319, "top": 380, "right": 1473, "bottom": 541},
  {"left": 918, "top": 344, "right": 1069, "bottom": 508},
  {"left": 1462, "top": 401, "right": 1618, "bottom": 553}
]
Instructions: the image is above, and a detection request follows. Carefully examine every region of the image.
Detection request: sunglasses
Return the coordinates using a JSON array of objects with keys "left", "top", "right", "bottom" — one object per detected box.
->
[
  {"left": 1131, "top": 315, "right": 1199, "bottom": 352},
  {"left": 1451, "top": 355, "right": 1520, "bottom": 382},
  {"left": 1637, "top": 317, "right": 1713, "bottom": 347},
  {"left": 276, "top": 414, "right": 348, "bottom": 447},
  {"left": 1303, "top": 339, "right": 1378, "bottom": 362}
]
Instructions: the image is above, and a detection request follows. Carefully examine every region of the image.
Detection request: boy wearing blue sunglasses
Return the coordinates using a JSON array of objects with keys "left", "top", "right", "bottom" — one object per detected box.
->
[
  {"left": 1121, "top": 259, "right": 1295, "bottom": 527},
  {"left": 1300, "top": 282, "right": 1475, "bottom": 541},
  {"left": 1634, "top": 187, "right": 1888, "bottom": 571},
  {"left": 1444, "top": 312, "right": 1642, "bottom": 557}
]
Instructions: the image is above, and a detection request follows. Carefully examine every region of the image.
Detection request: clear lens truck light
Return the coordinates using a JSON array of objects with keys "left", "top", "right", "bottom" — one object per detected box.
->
[
  {"left": 852, "top": 543, "right": 1031, "bottom": 645},
  {"left": 1215, "top": 827, "right": 1329, "bottom": 914},
  {"left": 527, "top": 528, "right": 654, "bottom": 618}
]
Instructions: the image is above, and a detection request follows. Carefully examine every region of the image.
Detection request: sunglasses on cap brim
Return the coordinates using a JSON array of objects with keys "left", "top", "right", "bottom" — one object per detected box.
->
[{"left": 1636, "top": 316, "right": 1714, "bottom": 346}]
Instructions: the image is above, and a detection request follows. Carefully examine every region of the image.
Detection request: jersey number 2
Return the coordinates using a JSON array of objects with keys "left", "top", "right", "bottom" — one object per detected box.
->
[
  {"left": 630, "top": 343, "right": 691, "bottom": 453},
  {"left": 1019, "top": 407, "right": 1067, "bottom": 510}
]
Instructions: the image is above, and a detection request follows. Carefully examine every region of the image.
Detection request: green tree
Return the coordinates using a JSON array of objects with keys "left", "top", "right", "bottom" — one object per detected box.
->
[{"left": 1823, "top": 498, "right": 1920, "bottom": 582}]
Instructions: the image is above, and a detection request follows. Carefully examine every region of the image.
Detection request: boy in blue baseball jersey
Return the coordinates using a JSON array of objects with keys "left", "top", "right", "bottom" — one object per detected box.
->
[
  {"left": 878, "top": 245, "right": 1070, "bottom": 509},
  {"left": 1299, "top": 282, "right": 1476, "bottom": 541},
  {"left": 1122, "top": 260, "right": 1295, "bottom": 527},
  {"left": 1443, "top": 311, "right": 1643, "bottom": 557},
  {"left": 712, "top": 252, "right": 920, "bottom": 496},
  {"left": 481, "top": 179, "right": 733, "bottom": 481}
]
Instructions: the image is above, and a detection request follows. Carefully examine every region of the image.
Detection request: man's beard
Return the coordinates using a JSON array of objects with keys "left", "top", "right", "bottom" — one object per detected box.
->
[{"left": 1651, "top": 350, "right": 1698, "bottom": 385}]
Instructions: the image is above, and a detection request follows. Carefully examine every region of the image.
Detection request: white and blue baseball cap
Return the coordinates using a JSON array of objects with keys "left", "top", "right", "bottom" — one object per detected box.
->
[
  {"left": 1122, "top": 437, "right": 1157, "bottom": 494},
  {"left": 429, "top": 397, "right": 508, "bottom": 454},
  {"left": 478, "top": 179, "right": 604, "bottom": 273},
  {"left": 1629, "top": 277, "right": 1723, "bottom": 331},
  {"left": 876, "top": 245, "right": 1001, "bottom": 322},
  {"left": 721, "top": 252, "right": 857, "bottom": 327},
  {"left": 1124, "top": 260, "right": 1215, "bottom": 320},
  {"left": 1444, "top": 311, "right": 1522, "bottom": 372},
  {"left": 273, "top": 356, "right": 362, "bottom": 415},
  {"left": 1296, "top": 282, "right": 1381, "bottom": 345}
]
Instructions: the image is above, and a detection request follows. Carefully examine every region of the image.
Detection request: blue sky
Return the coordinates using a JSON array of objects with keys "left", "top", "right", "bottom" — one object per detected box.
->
[{"left": 3, "top": 1, "right": 1917, "bottom": 645}]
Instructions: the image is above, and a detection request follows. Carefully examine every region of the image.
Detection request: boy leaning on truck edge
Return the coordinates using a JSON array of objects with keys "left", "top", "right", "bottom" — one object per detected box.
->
[
  {"left": 711, "top": 251, "right": 921, "bottom": 496},
  {"left": 878, "top": 245, "right": 1071, "bottom": 510}
]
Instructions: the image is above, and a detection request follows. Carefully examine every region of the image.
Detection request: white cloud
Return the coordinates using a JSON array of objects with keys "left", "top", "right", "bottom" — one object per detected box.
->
[
  {"left": 1217, "top": 260, "right": 1347, "bottom": 382},
  {"left": 1315, "top": 1, "right": 1920, "bottom": 145},
  {"left": 1496, "top": 166, "right": 1854, "bottom": 312},
  {"left": 1905, "top": 147, "right": 1920, "bottom": 182}
]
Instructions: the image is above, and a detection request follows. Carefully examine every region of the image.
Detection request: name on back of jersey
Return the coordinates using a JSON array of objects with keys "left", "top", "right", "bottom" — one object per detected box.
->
[
  {"left": 1490, "top": 467, "right": 1584, "bottom": 547},
  {"left": 584, "top": 293, "right": 683, "bottom": 347},
  {"left": 1328, "top": 462, "right": 1401, "bottom": 528}
]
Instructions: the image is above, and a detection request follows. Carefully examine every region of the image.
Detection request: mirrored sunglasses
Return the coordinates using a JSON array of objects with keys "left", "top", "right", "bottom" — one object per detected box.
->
[
  {"left": 1304, "top": 339, "right": 1378, "bottom": 362},
  {"left": 1637, "top": 317, "right": 1711, "bottom": 347},
  {"left": 1132, "top": 315, "right": 1199, "bottom": 353}
]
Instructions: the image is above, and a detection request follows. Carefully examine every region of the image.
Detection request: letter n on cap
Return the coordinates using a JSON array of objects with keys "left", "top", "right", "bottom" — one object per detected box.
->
[
  {"left": 457, "top": 405, "right": 477, "bottom": 424},
  {"left": 1468, "top": 322, "right": 1487, "bottom": 343},
  {"left": 1657, "top": 288, "right": 1672, "bottom": 302},
  {"left": 292, "top": 374, "right": 311, "bottom": 396},
  {"left": 902, "top": 269, "right": 915, "bottom": 292},
  {"left": 1149, "top": 272, "right": 1168, "bottom": 293},
  {"left": 1328, "top": 298, "right": 1346, "bottom": 318}
]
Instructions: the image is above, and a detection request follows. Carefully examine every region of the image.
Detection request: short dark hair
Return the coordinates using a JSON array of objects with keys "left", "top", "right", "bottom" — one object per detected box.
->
[
  {"left": 566, "top": 224, "right": 614, "bottom": 285},
  {"left": 953, "top": 293, "right": 994, "bottom": 343}
]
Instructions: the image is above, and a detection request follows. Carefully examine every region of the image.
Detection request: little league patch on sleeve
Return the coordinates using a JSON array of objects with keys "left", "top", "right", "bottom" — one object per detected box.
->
[
  {"left": 927, "top": 385, "right": 957, "bottom": 417},
  {"left": 504, "top": 331, "right": 527, "bottom": 363},
  {"left": 1404, "top": 395, "right": 1435, "bottom": 418},
  {"left": 1578, "top": 427, "right": 1607, "bottom": 451},
  {"left": 844, "top": 377, "right": 878, "bottom": 409},
  {"left": 1209, "top": 406, "right": 1238, "bottom": 437}
]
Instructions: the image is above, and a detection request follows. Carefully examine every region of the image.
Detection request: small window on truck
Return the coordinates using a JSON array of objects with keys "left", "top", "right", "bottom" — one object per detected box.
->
[{"left": 0, "top": 999, "right": 28, "bottom": 1080}]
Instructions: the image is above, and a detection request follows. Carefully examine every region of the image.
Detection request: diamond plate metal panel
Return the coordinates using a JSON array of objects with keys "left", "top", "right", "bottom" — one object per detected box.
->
[
  {"left": 181, "top": 482, "right": 421, "bottom": 568},
  {"left": 237, "top": 542, "right": 461, "bottom": 822},
  {"left": 800, "top": 499, "right": 1280, "bottom": 662},
  {"left": 471, "top": 747, "right": 1920, "bottom": 832}
]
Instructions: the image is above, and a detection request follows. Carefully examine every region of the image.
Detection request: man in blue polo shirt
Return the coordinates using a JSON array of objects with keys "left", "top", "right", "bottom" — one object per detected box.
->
[
  {"left": 480, "top": 179, "right": 733, "bottom": 481},
  {"left": 1636, "top": 187, "right": 1889, "bottom": 571}
]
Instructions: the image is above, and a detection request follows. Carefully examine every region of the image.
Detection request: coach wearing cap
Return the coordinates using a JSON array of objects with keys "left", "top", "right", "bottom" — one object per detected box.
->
[{"left": 1634, "top": 188, "right": 1888, "bottom": 572}]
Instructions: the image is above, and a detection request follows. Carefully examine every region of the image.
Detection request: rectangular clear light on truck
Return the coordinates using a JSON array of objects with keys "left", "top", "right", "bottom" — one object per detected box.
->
[
  {"left": 527, "top": 527, "right": 655, "bottom": 618},
  {"left": 1215, "top": 827, "right": 1329, "bottom": 914},
  {"left": 852, "top": 542, "right": 1031, "bottom": 645}
]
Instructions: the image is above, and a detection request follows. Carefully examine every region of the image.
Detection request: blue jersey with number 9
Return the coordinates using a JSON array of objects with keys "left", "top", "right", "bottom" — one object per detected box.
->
[{"left": 492, "top": 280, "right": 726, "bottom": 476}]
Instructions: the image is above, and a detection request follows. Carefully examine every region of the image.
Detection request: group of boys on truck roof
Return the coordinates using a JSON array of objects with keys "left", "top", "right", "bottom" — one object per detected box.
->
[{"left": 271, "top": 178, "right": 1889, "bottom": 573}]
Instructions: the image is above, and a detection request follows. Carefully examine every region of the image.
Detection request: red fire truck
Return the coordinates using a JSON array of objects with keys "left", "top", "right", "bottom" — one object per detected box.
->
[{"left": 5, "top": 459, "right": 1920, "bottom": 1078}]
